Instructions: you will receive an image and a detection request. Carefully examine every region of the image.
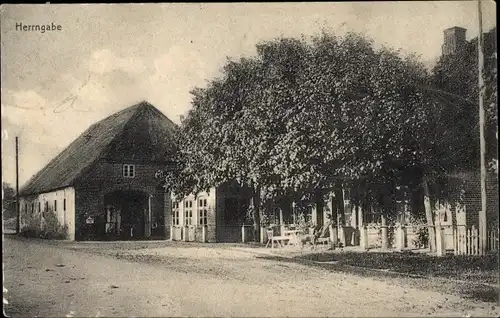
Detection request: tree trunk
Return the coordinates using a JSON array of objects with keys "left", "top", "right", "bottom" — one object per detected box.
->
[
  {"left": 381, "top": 213, "right": 389, "bottom": 250},
  {"left": 334, "top": 182, "right": 345, "bottom": 226},
  {"left": 314, "top": 190, "right": 325, "bottom": 227},
  {"left": 251, "top": 183, "right": 261, "bottom": 242},
  {"left": 422, "top": 174, "right": 437, "bottom": 252}
]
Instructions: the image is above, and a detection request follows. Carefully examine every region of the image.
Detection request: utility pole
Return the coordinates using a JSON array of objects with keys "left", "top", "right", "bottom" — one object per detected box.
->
[
  {"left": 477, "top": 0, "right": 488, "bottom": 255},
  {"left": 15, "top": 137, "right": 20, "bottom": 234}
]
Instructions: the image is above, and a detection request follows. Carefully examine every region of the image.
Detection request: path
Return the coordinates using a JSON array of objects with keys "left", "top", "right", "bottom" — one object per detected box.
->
[{"left": 3, "top": 236, "right": 499, "bottom": 317}]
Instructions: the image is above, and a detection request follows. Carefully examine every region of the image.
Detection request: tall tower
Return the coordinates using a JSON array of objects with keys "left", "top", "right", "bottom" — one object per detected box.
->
[{"left": 441, "top": 26, "right": 467, "bottom": 56}]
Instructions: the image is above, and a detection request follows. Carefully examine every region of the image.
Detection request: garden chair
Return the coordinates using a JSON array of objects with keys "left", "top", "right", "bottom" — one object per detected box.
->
[
  {"left": 316, "top": 223, "right": 332, "bottom": 246},
  {"left": 265, "top": 229, "right": 290, "bottom": 248}
]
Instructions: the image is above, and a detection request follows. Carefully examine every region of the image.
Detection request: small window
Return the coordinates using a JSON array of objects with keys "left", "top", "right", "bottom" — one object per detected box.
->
[
  {"left": 38, "top": 202, "right": 41, "bottom": 213},
  {"left": 31, "top": 203, "right": 34, "bottom": 214},
  {"left": 63, "top": 199, "right": 66, "bottom": 211},
  {"left": 54, "top": 200, "right": 57, "bottom": 212},
  {"left": 45, "top": 201, "right": 48, "bottom": 212},
  {"left": 123, "top": 164, "right": 135, "bottom": 178}
]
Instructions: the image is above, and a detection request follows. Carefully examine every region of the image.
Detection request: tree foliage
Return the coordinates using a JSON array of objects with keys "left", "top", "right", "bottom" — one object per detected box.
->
[
  {"left": 158, "top": 28, "right": 497, "bottom": 233},
  {"left": 2, "top": 182, "right": 16, "bottom": 219}
]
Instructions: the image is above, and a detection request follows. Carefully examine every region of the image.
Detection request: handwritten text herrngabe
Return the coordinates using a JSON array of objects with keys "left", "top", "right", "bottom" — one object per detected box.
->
[{"left": 16, "top": 22, "right": 62, "bottom": 33}]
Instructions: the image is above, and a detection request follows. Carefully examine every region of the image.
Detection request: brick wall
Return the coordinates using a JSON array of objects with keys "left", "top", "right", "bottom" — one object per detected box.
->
[
  {"left": 75, "top": 188, "right": 102, "bottom": 240},
  {"left": 439, "top": 172, "right": 499, "bottom": 229},
  {"left": 461, "top": 172, "right": 499, "bottom": 228},
  {"left": 74, "top": 159, "right": 168, "bottom": 240}
]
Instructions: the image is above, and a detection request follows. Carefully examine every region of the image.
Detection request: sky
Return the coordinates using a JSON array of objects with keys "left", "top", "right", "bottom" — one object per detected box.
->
[{"left": 0, "top": 1, "right": 497, "bottom": 188}]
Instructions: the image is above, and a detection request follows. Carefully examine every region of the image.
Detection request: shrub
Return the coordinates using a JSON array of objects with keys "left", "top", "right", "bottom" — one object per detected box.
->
[
  {"left": 20, "top": 206, "right": 68, "bottom": 240},
  {"left": 413, "top": 226, "right": 429, "bottom": 248},
  {"left": 20, "top": 213, "right": 43, "bottom": 238},
  {"left": 41, "top": 208, "right": 68, "bottom": 239},
  {"left": 376, "top": 227, "right": 395, "bottom": 247},
  {"left": 296, "top": 213, "right": 313, "bottom": 232},
  {"left": 406, "top": 213, "right": 429, "bottom": 248}
]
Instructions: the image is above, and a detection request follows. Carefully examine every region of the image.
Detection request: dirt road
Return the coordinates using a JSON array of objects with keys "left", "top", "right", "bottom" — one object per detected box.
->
[{"left": 3, "top": 235, "right": 499, "bottom": 317}]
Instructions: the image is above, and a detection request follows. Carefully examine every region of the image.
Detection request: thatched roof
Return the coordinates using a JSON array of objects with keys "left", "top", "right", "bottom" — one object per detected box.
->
[{"left": 20, "top": 101, "right": 178, "bottom": 196}]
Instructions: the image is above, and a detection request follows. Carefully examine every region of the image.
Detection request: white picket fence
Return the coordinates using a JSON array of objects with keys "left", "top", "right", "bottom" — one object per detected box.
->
[{"left": 452, "top": 225, "right": 499, "bottom": 255}]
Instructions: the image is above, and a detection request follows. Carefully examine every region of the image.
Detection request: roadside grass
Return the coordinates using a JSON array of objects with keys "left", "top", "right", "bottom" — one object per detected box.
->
[
  {"left": 257, "top": 251, "right": 500, "bottom": 303},
  {"left": 301, "top": 251, "right": 499, "bottom": 284}
]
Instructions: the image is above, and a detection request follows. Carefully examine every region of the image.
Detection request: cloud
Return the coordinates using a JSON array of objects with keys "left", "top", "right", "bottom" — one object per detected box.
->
[
  {"left": 1, "top": 48, "right": 157, "bottom": 186},
  {"left": 139, "top": 45, "right": 211, "bottom": 121},
  {"left": 87, "top": 49, "right": 147, "bottom": 75},
  {"left": 1, "top": 89, "right": 47, "bottom": 111},
  {"left": 149, "top": 45, "right": 208, "bottom": 95}
]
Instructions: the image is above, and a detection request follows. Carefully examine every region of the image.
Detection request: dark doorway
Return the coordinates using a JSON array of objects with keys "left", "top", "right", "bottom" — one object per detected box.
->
[{"left": 104, "top": 190, "right": 148, "bottom": 240}]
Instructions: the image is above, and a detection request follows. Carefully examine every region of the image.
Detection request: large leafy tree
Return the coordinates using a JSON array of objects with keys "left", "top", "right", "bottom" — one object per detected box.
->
[{"left": 158, "top": 29, "right": 491, "bottom": 247}]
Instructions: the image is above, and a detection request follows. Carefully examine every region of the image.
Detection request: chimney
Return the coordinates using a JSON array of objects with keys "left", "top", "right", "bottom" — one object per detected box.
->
[{"left": 442, "top": 26, "right": 467, "bottom": 56}]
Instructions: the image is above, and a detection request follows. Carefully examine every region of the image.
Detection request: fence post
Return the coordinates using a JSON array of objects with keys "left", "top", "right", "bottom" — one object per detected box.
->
[
  {"left": 461, "top": 226, "right": 466, "bottom": 255},
  {"left": 472, "top": 225, "right": 479, "bottom": 255},
  {"left": 241, "top": 225, "right": 246, "bottom": 243},
  {"left": 170, "top": 225, "right": 174, "bottom": 241},
  {"left": 339, "top": 226, "right": 346, "bottom": 247},
  {"left": 495, "top": 230, "right": 499, "bottom": 251},
  {"left": 328, "top": 224, "right": 336, "bottom": 249},
  {"left": 395, "top": 224, "right": 405, "bottom": 252},
  {"left": 260, "top": 226, "right": 265, "bottom": 244},
  {"left": 381, "top": 215, "right": 389, "bottom": 250},
  {"left": 360, "top": 225, "right": 369, "bottom": 250},
  {"left": 436, "top": 226, "right": 444, "bottom": 256},
  {"left": 464, "top": 227, "right": 468, "bottom": 255}
]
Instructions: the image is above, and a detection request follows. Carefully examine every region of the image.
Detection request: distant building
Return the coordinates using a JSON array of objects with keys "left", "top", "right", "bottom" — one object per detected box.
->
[{"left": 441, "top": 26, "right": 467, "bottom": 56}]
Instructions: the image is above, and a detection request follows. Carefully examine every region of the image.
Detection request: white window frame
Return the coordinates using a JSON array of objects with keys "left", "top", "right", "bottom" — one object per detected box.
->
[
  {"left": 198, "top": 197, "right": 208, "bottom": 226},
  {"left": 123, "top": 164, "right": 136, "bottom": 178},
  {"left": 172, "top": 201, "right": 180, "bottom": 226},
  {"left": 185, "top": 200, "right": 193, "bottom": 226}
]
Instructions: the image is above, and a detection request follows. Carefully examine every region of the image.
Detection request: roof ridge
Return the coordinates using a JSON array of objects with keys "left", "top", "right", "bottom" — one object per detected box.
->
[
  {"left": 97, "top": 103, "right": 148, "bottom": 161},
  {"left": 19, "top": 100, "right": 178, "bottom": 196}
]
